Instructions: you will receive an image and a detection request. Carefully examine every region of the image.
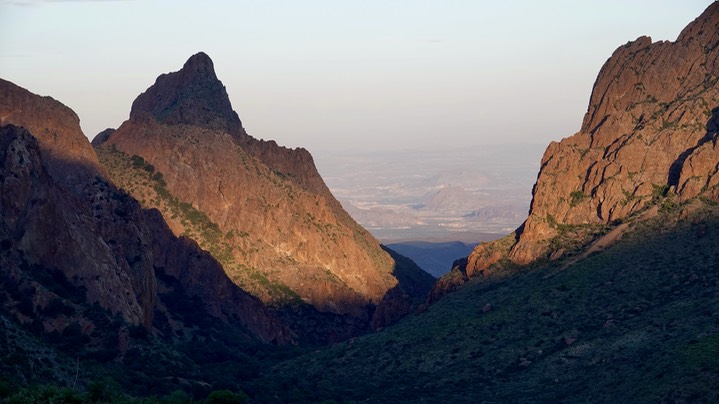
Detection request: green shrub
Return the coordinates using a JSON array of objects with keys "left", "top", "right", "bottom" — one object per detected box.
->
[
  {"left": 162, "top": 389, "right": 193, "bottom": 404},
  {"left": 205, "top": 389, "right": 248, "bottom": 404},
  {"left": 569, "top": 191, "right": 587, "bottom": 207}
]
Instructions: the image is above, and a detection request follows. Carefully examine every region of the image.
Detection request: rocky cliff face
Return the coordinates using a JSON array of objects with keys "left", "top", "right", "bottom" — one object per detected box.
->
[
  {"left": 464, "top": 3, "right": 719, "bottom": 275},
  {"left": 0, "top": 79, "right": 291, "bottom": 344},
  {"left": 0, "top": 78, "right": 107, "bottom": 192},
  {"left": 98, "top": 53, "right": 429, "bottom": 336}
]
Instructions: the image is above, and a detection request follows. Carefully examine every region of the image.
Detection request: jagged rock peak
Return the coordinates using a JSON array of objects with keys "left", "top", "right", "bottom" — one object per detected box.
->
[
  {"left": 182, "top": 51, "right": 215, "bottom": 74},
  {"left": 130, "top": 52, "right": 244, "bottom": 135}
]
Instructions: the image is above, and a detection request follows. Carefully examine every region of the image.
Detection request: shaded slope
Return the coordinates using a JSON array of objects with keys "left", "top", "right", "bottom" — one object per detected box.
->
[
  {"left": 0, "top": 79, "right": 296, "bottom": 394},
  {"left": 250, "top": 200, "right": 719, "bottom": 402},
  {"left": 0, "top": 78, "right": 107, "bottom": 191},
  {"left": 0, "top": 124, "right": 293, "bottom": 394}
]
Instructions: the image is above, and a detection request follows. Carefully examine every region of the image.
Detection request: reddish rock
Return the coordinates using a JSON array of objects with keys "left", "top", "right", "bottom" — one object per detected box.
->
[
  {"left": 103, "top": 53, "right": 420, "bottom": 326},
  {"left": 463, "top": 2, "right": 719, "bottom": 275},
  {"left": 0, "top": 124, "right": 156, "bottom": 328},
  {"left": 0, "top": 78, "right": 107, "bottom": 191},
  {"left": 130, "top": 52, "right": 242, "bottom": 136},
  {"left": 427, "top": 258, "right": 469, "bottom": 304}
]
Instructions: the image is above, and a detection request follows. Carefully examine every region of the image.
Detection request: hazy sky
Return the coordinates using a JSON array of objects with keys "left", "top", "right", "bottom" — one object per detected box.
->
[{"left": 0, "top": 0, "right": 713, "bottom": 153}]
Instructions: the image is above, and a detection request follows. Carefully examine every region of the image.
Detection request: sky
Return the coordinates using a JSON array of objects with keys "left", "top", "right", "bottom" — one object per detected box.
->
[{"left": 0, "top": 0, "right": 714, "bottom": 154}]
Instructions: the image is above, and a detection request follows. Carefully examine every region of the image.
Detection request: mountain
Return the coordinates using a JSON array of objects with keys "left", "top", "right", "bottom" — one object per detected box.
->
[
  {"left": 95, "top": 52, "right": 431, "bottom": 341},
  {"left": 3, "top": 4, "right": 719, "bottom": 402},
  {"left": 459, "top": 2, "right": 719, "bottom": 278},
  {"left": 0, "top": 79, "right": 295, "bottom": 394},
  {"left": 253, "top": 6, "right": 719, "bottom": 400}
]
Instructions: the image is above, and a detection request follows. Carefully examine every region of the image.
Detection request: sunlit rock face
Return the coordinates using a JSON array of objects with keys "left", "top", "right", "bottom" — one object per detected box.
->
[
  {"left": 101, "top": 52, "right": 432, "bottom": 339},
  {"left": 461, "top": 2, "right": 719, "bottom": 275}
]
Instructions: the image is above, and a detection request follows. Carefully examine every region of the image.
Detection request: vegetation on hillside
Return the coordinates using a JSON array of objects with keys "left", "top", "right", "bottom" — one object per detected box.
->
[
  {"left": 246, "top": 200, "right": 719, "bottom": 402},
  {"left": 96, "top": 146, "right": 301, "bottom": 305}
]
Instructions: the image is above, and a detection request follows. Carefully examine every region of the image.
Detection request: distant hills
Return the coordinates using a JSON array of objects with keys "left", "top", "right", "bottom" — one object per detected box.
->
[{"left": 319, "top": 144, "right": 542, "bottom": 242}]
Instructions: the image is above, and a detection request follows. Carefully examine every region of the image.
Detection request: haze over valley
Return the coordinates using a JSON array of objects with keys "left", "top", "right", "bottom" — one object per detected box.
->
[{"left": 316, "top": 143, "right": 545, "bottom": 243}]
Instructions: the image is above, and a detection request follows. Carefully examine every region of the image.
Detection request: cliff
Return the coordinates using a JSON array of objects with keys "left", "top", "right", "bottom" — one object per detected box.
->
[
  {"left": 463, "top": 2, "right": 719, "bottom": 277},
  {"left": 0, "top": 78, "right": 107, "bottom": 192}
]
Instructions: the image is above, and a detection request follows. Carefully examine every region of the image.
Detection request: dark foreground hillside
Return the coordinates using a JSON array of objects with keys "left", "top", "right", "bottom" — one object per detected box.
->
[{"left": 249, "top": 201, "right": 719, "bottom": 403}]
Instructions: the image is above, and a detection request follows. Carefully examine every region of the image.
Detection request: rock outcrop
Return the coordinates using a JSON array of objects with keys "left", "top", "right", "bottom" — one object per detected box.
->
[
  {"left": 98, "top": 52, "right": 430, "bottom": 338},
  {"left": 463, "top": 3, "right": 719, "bottom": 275},
  {"left": 0, "top": 79, "right": 292, "bottom": 344},
  {"left": 0, "top": 78, "right": 107, "bottom": 192},
  {"left": 130, "top": 52, "right": 243, "bottom": 136},
  {"left": 90, "top": 128, "right": 115, "bottom": 147}
]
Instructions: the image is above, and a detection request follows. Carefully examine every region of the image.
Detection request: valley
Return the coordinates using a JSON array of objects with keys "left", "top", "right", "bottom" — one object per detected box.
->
[{"left": 1, "top": 1, "right": 719, "bottom": 403}]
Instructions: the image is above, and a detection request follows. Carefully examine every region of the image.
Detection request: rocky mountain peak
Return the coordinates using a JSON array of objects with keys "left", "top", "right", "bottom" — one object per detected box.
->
[
  {"left": 103, "top": 53, "right": 434, "bottom": 341},
  {"left": 182, "top": 51, "right": 215, "bottom": 74},
  {"left": 130, "top": 52, "right": 243, "bottom": 135},
  {"left": 1, "top": 78, "right": 293, "bottom": 343}
]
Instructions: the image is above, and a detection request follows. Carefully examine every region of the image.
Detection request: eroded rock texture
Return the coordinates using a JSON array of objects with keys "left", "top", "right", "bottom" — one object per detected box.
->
[
  {"left": 465, "top": 3, "right": 719, "bottom": 274},
  {"left": 99, "top": 52, "right": 432, "bottom": 338}
]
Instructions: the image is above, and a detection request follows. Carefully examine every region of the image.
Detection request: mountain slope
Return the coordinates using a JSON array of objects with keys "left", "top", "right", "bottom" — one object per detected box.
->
[
  {"left": 0, "top": 78, "right": 298, "bottom": 395},
  {"left": 463, "top": 2, "right": 719, "bottom": 276},
  {"left": 96, "top": 53, "right": 430, "bottom": 339},
  {"left": 249, "top": 200, "right": 719, "bottom": 402}
]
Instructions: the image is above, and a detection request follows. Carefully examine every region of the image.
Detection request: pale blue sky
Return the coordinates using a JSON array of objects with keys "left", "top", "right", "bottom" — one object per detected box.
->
[{"left": 0, "top": 0, "right": 713, "bottom": 153}]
